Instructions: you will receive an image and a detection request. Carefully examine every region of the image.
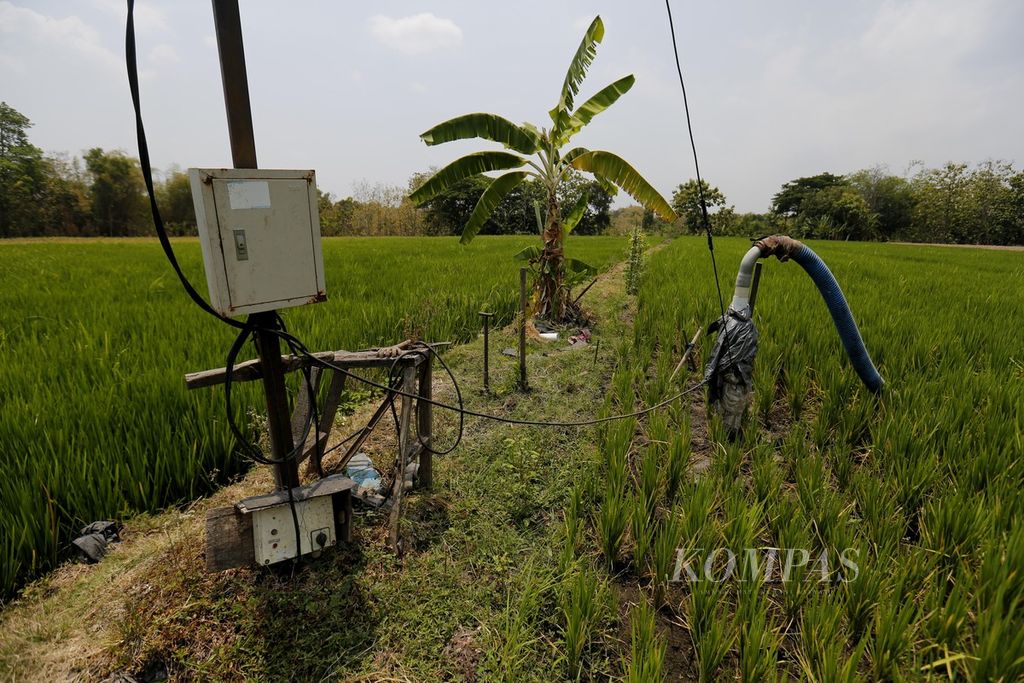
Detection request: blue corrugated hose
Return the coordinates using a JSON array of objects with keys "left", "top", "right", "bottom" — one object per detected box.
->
[{"left": 791, "top": 245, "right": 884, "bottom": 393}]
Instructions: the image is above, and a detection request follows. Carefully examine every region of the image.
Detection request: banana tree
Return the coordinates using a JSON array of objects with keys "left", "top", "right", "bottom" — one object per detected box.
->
[{"left": 409, "top": 16, "right": 676, "bottom": 321}]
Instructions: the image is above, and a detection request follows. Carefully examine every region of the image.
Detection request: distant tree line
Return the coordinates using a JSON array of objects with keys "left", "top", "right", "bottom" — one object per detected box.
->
[
  {"left": 655, "top": 164, "right": 1024, "bottom": 245},
  {"left": 1, "top": 102, "right": 611, "bottom": 239},
  {"left": 3, "top": 102, "right": 1021, "bottom": 244}
]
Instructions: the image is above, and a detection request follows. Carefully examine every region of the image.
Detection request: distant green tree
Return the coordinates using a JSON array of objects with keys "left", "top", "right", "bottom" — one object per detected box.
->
[
  {"left": 771, "top": 173, "right": 845, "bottom": 217},
  {"left": 671, "top": 179, "right": 727, "bottom": 233},
  {"left": 846, "top": 167, "right": 916, "bottom": 241},
  {"left": 641, "top": 208, "right": 655, "bottom": 232},
  {"left": 557, "top": 169, "right": 612, "bottom": 235},
  {"left": 40, "top": 153, "right": 90, "bottom": 235},
  {"left": 0, "top": 102, "right": 48, "bottom": 237},
  {"left": 1007, "top": 171, "right": 1024, "bottom": 245},
  {"left": 728, "top": 212, "right": 785, "bottom": 237},
  {"left": 910, "top": 162, "right": 972, "bottom": 243},
  {"left": 967, "top": 160, "right": 1018, "bottom": 245},
  {"left": 414, "top": 174, "right": 491, "bottom": 236},
  {"left": 799, "top": 185, "right": 878, "bottom": 240},
  {"left": 156, "top": 168, "right": 196, "bottom": 235},
  {"left": 83, "top": 148, "right": 148, "bottom": 236},
  {"left": 317, "top": 190, "right": 356, "bottom": 236}
]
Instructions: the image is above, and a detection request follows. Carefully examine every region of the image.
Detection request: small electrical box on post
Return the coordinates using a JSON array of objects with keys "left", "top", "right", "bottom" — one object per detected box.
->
[{"left": 189, "top": 168, "right": 326, "bottom": 317}]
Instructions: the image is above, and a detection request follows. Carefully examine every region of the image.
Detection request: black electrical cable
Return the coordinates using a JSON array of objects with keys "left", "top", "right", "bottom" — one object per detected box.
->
[
  {"left": 664, "top": 0, "right": 727, "bottom": 325},
  {"left": 665, "top": 0, "right": 748, "bottom": 380},
  {"left": 268, "top": 326, "right": 707, "bottom": 430},
  {"left": 126, "top": 0, "right": 245, "bottom": 331},
  {"left": 319, "top": 428, "right": 364, "bottom": 460}
]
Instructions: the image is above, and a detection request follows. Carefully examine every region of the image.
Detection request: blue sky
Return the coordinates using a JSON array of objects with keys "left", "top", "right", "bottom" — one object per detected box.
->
[{"left": 2, "top": 0, "right": 1021, "bottom": 212}]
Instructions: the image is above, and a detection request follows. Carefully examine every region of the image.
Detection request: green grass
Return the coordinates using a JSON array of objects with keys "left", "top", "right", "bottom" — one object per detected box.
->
[{"left": 0, "top": 235, "right": 626, "bottom": 598}]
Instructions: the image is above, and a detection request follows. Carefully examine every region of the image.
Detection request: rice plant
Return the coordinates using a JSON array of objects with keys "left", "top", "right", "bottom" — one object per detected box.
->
[
  {"left": 664, "top": 425, "right": 690, "bottom": 505},
  {"left": 650, "top": 511, "right": 682, "bottom": 608},
  {"left": 483, "top": 560, "right": 556, "bottom": 681},
  {"left": 736, "top": 584, "right": 781, "bottom": 682},
  {"left": 611, "top": 236, "right": 1023, "bottom": 678},
  {"left": 694, "top": 610, "right": 735, "bottom": 683},
  {"left": 623, "top": 599, "right": 665, "bottom": 683},
  {"left": 597, "top": 485, "right": 630, "bottom": 572},
  {"left": 559, "top": 563, "right": 610, "bottom": 680}
]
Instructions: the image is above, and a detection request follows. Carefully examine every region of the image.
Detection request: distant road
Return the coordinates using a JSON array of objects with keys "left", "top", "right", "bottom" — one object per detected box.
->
[{"left": 891, "top": 241, "right": 1024, "bottom": 252}]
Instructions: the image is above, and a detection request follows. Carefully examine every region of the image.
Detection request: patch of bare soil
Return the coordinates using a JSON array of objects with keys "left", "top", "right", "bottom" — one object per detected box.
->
[
  {"left": 442, "top": 625, "right": 482, "bottom": 682},
  {"left": 614, "top": 583, "right": 698, "bottom": 681}
]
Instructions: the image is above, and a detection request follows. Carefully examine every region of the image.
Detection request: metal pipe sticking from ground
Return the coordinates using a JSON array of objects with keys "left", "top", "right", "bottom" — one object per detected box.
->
[{"left": 705, "top": 235, "right": 883, "bottom": 435}]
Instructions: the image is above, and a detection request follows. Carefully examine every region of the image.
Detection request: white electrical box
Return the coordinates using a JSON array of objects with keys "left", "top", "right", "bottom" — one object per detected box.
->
[
  {"left": 189, "top": 168, "right": 326, "bottom": 317},
  {"left": 251, "top": 495, "right": 336, "bottom": 566}
]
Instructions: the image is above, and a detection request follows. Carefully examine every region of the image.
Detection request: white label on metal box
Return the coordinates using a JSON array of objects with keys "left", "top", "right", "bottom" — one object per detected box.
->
[{"left": 227, "top": 180, "right": 271, "bottom": 209}]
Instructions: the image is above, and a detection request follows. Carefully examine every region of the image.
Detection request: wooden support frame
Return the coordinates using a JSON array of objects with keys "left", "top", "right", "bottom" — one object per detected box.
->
[
  {"left": 388, "top": 366, "right": 417, "bottom": 553},
  {"left": 198, "top": 343, "right": 436, "bottom": 570}
]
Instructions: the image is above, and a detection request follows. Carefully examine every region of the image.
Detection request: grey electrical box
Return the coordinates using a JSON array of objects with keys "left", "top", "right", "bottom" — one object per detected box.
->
[
  {"left": 251, "top": 495, "right": 336, "bottom": 566},
  {"left": 189, "top": 168, "right": 327, "bottom": 317}
]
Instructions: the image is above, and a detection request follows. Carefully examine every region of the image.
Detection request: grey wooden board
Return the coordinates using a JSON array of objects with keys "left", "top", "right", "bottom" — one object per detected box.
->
[
  {"left": 306, "top": 370, "right": 347, "bottom": 475},
  {"left": 236, "top": 474, "right": 355, "bottom": 513},
  {"left": 205, "top": 506, "right": 254, "bottom": 571},
  {"left": 186, "top": 351, "right": 335, "bottom": 389},
  {"left": 290, "top": 366, "right": 323, "bottom": 447},
  {"left": 185, "top": 348, "right": 426, "bottom": 389}
]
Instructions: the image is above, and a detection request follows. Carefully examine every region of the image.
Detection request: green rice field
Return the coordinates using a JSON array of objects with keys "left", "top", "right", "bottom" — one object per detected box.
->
[
  {"left": 584, "top": 237, "right": 1024, "bottom": 679},
  {"left": 0, "top": 235, "right": 626, "bottom": 598},
  {"left": 2, "top": 233, "right": 1023, "bottom": 678}
]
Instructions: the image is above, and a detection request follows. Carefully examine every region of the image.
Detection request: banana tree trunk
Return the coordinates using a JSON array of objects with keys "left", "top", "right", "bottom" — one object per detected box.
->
[{"left": 538, "top": 190, "right": 566, "bottom": 320}]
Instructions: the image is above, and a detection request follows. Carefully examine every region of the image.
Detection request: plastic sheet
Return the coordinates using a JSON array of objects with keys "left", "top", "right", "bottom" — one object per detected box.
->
[{"left": 704, "top": 306, "right": 758, "bottom": 433}]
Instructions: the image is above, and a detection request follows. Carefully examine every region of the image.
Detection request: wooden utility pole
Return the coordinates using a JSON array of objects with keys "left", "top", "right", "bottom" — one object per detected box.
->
[{"left": 211, "top": 0, "right": 298, "bottom": 491}]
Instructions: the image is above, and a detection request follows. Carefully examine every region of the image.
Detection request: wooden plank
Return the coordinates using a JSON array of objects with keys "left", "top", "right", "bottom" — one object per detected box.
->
[
  {"left": 185, "top": 351, "right": 335, "bottom": 389},
  {"left": 290, "top": 366, "right": 323, "bottom": 447},
  {"left": 333, "top": 490, "right": 353, "bottom": 544},
  {"left": 669, "top": 328, "right": 703, "bottom": 383},
  {"left": 389, "top": 366, "right": 416, "bottom": 554},
  {"left": 236, "top": 474, "right": 355, "bottom": 513},
  {"left": 417, "top": 354, "right": 433, "bottom": 489},
  {"left": 205, "top": 505, "right": 254, "bottom": 571},
  {"left": 185, "top": 348, "right": 426, "bottom": 390},
  {"left": 306, "top": 370, "right": 347, "bottom": 477},
  {"left": 333, "top": 389, "right": 396, "bottom": 473}
]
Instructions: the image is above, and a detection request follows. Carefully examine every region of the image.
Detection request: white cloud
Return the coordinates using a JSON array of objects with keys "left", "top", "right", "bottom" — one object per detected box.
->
[
  {"left": 410, "top": 82, "right": 427, "bottom": 94},
  {"left": 368, "top": 13, "right": 462, "bottom": 56},
  {"left": 148, "top": 44, "right": 180, "bottom": 65},
  {"left": 861, "top": 0, "right": 991, "bottom": 63},
  {"left": 0, "top": 2, "right": 119, "bottom": 69}
]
